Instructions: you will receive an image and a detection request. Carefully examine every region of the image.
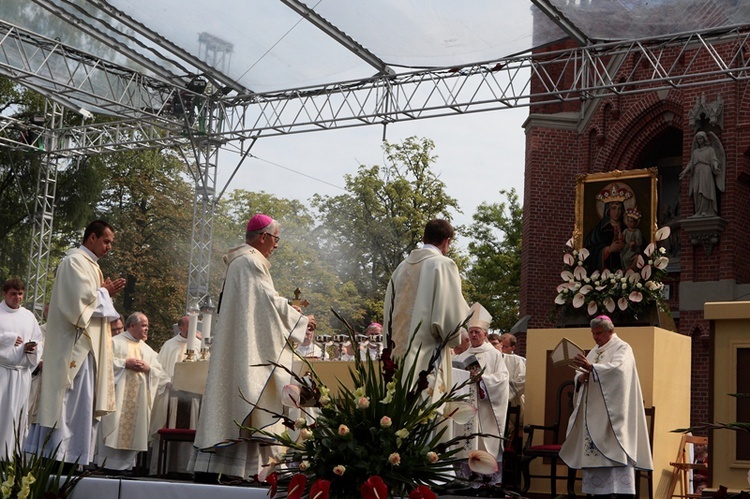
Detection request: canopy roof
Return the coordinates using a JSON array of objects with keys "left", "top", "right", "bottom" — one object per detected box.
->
[{"left": 3, "top": 0, "right": 750, "bottom": 111}]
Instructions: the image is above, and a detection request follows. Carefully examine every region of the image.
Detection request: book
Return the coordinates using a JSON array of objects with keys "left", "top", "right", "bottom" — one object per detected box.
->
[
  {"left": 550, "top": 337, "right": 585, "bottom": 369},
  {"left": 452, "top": 354, "right": 480, "bottom": 371}
]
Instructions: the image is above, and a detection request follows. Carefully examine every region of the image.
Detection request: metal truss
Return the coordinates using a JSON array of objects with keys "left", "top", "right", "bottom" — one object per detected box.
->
[
  {"left": 24, "top": 101, "right": 64, "bottom": 320},
  {"left": 3, "top": 20, "right": 750, "bottom": 155},
  {"left": 5, "top": 16, "right": 750, "bottom": 310}
]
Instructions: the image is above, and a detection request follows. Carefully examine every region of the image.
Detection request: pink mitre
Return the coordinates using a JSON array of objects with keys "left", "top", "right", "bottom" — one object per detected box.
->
[{"left": 247, "top": 213, "right": 273, "bottom": 232}]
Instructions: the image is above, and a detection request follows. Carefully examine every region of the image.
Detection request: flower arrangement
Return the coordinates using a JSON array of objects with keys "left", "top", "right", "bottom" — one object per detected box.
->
[
  {"left": 555, "top": 227, "right": 671, "bottom": 318},
  {"left": 246, "top": 310, "right": 498, "bottom": 498},
  {"left": 1, "top": 423, "right": 87, "bottom": 499}
]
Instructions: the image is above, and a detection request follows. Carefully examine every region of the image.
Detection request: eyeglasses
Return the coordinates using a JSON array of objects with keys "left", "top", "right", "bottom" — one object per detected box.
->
[{"left": 263, "top": 232, "right": 280, "bottom": 243}]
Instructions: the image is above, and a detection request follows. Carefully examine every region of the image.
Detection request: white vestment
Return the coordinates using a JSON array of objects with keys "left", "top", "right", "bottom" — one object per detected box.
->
[
  {"left": 504, "top": 353, "right": 526, "bottom": 436},
  {"left": 455, "top": 344, "right": 509, "bottom": 459},
  {"left": 559, "top": 333, "right": 653, "bottom": 495},
  {"left": 97, "top": 331, "right": 168, "bottom": 470},
  {"left": 0, "top": 301, "right": 43, "bottom": 453},
  {"left": 26, "top": 246, "right": 116, "bottom": 464},
  {"left": 191, "top": 244, "right": 307, "bottom": 479},
  {"left": 384, "top": 246, "right": 469, "bottom": 405},
  {"left": 295, "top": 343, "right": 326, "bottom": 359}
]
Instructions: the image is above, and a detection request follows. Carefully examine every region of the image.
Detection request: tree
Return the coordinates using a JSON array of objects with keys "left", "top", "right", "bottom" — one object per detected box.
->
[
  {"left": 91, "top": 149, "right": 195, "bottom": 347},
  {"left": 465, "top": 188, "right": 523, "bottom": 332},
  {"left": 0, "top": 80, "right": 102, "bottom": 282},
  {"left": 312, "top": 137, "right": 461, "bottom": 328}
]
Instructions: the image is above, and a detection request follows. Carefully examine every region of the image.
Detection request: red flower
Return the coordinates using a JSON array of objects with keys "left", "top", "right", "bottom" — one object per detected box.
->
[
  {"left": 360, "top": 476, "right": 388, "bottom": 499},
  {"left": 309, "top": 478, "right": 331, "bottom": 499},
  {"left": 409, "top": 485, "right": 437, "bottom": 499},
  {"left": 265, "top": 471, "right": 278, "bottom": 498},
  {"left": 380, "top": 348, "right": 397, "bottom": 383},
  {"left": 286, "top": 473, "right": 307, "bottom": 499}
]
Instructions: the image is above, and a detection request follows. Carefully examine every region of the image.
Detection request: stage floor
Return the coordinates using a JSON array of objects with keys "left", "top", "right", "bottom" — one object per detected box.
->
[{"left": 68, "top": 476, "right": 501, "bottom": 498}]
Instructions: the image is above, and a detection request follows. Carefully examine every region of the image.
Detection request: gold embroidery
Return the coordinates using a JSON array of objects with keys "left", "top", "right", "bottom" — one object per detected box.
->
[{"left": 70, "top": 360, "right": 76, "bottom": 368}]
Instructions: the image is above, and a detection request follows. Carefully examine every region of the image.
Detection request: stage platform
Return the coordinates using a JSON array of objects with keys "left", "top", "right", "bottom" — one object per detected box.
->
[{"left": 68, "top": 476, "right": 502, "bottom": 498}]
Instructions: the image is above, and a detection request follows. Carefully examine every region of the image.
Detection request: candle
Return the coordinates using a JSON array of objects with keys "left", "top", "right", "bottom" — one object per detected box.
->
[
  {"left": 201, "top": 310, "right": 212, "bottom": 350},
  {"left": 186, "top": 303, "right": 199, "bottom": 356}
]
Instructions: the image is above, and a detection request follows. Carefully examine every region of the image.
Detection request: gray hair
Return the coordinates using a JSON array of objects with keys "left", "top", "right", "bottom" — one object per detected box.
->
[
  {"left": 590, "top": 315, "right": 615, "bottom": 332},
  {"left": 125, "top": 312, "right": 146, "bottom": 329},
  {"left": 245, "top": 220, "right": 279, "bottom": 243}
]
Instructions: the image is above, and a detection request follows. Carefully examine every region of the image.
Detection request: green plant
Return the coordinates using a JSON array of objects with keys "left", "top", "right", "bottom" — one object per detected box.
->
[
  {"left": 245, "top": 309, "right": 499, "bottom": 498},
  {"left": 0, "top": 423, "right": 87, "bottom": 499}
]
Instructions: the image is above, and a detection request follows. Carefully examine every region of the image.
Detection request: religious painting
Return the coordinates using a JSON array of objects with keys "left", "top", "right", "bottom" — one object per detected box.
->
[{"left": 574, "top": 168, "right": 658, "bottom": 274}]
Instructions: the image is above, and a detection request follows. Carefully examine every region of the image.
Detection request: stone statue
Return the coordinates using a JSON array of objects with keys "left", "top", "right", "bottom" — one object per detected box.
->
[{"left": 679, "top": 131, "right": 725, "bottom": 217}]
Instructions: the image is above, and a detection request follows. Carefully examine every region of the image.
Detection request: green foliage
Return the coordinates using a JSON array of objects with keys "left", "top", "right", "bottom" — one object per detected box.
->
[
  {"left": 465, "top": 189, "right": 523, "bottom": 332},
  {"left": 246, "top": 311, "right": 494, "bottom": 498},
  {"left": 312, "top": 137, "right": 461, "bottom": 329},
  {"left": 91, "top": 149, "right": 194, "bottom": 348},
  {"left": 0, "top": 423, "right": 87, "bottom": 499}
]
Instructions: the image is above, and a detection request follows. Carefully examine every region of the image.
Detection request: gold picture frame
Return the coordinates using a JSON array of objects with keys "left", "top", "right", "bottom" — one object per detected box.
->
[{"left": 574, "top": 168, "right": 658, "bottom": 267}]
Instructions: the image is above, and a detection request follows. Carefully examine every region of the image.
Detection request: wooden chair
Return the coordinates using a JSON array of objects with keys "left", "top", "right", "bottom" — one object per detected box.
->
[
  {"left": 156, "top": 427, "right": 196, "bottom": 477},
  {"left": 520, "top": 380, "right": 576, "bottom": 497},
  {"left": 635, "top": 406, "right": 656, "bottom": 499},
  {"left": 666, "top": 434, "right": 708, "bottom": 499}
]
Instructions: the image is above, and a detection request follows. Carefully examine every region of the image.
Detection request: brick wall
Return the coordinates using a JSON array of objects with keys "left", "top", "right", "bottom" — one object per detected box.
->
[{"left": 521, "top": 38, "right": 750, "bottom": 427}]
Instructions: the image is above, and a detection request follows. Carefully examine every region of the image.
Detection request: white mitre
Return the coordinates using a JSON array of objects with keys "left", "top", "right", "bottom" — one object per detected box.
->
[{"left": 468, "top": 302, "right": 492, "bottom": 331}]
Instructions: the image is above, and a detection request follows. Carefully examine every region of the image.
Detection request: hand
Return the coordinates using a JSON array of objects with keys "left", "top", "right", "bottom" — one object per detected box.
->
[
  {"left": 14, "top": 336, "right": 23, "bottom": 347},
  {"left": 573, "top": 353, "right": 592, "bottom": 372},
  {"left": 24, "top": 341, "right": 37, "bottom": 353},
  {"left": 103, "top": 277, "right": 126, "bottom": 296},
  {"left": 609, "top": 239, "right": 624, "bottom": 252},
  {"left": 125, "top": 358, "right": 150, "bottom": 373}
]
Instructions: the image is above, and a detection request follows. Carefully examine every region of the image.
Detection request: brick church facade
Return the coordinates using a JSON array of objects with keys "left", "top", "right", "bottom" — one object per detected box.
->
[{"left": 519, "top": 38, "right": 750, "bottom": 426}]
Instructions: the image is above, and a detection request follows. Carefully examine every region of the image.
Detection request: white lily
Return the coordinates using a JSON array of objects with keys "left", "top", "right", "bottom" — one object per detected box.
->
[{"left": 467, "top": 450, "right": 499, "bottom": 475}]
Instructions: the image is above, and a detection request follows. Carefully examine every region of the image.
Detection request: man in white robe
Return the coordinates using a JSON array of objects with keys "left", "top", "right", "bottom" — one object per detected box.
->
[
  {"left": 191, "top": 214, "right": 307, "bottom": 481},
  {"left": 148, "top": 314, "right": 202, "bottom": 475},
  {"left": 96, "top": 312, "right": 168, "bottom": 470},
  {"left": 0, "top": 278, "right": 43, "bottom": 454},
  {"left": 295, "top": 315, "right": 326, "bottom": 359},
  {"left": 559, "top": 315, "right": 653, "bottom": 498},
  {"left": 500, "top": 333, "right": 526, "bottom": 439},
  {"left": 358, "top": 322, "right": 384, "bottom": 361},
  {"left": 384, "top": 219, "right": 469, "bottom": 404},
  {"left": 453, "top": 303, "right": 509, "bottom": 489},
  {"left": 25, "top": 220, "right": 125, "bottom": 465}
]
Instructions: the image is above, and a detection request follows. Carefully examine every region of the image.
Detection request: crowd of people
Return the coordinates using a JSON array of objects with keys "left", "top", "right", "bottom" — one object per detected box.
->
[{"left": 0, "top": 216, "right": 656, "bottom": 498}]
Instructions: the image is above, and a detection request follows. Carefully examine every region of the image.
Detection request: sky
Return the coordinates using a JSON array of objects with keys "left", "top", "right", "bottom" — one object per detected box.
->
[{"left": 215, "top": 106, "right": 529, "bottom": 237}]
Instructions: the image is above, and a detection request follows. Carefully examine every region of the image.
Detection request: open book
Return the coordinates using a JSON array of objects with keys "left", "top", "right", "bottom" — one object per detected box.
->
[
  {"left": 550, "top": 337, "right": 585, "bottom": 369},
  {"left": 452, "top": 354, "right": 480, "bottom": 371}
]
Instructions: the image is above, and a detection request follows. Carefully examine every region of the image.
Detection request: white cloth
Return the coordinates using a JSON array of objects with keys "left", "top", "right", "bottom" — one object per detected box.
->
[
  {"left": 97, "top": 332, "right": 168, "bottom": 470},
  {"left": 0, "top": 301, "right": 43, "bottom": 453},
  {"left": 559, "top": 333, "right": 653, "bottom": 495},
  {"left": 191, "top": 244, "right": 307, "bottom": 479},
  {"left": 454, "top": 343, "right": 509, "bottom": 461},
  {"left": 384, "top": 246, "right": 469, "bottom": 406},
  {"left": 30, "top": 247, "right": 116, "bottom": 465}
]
